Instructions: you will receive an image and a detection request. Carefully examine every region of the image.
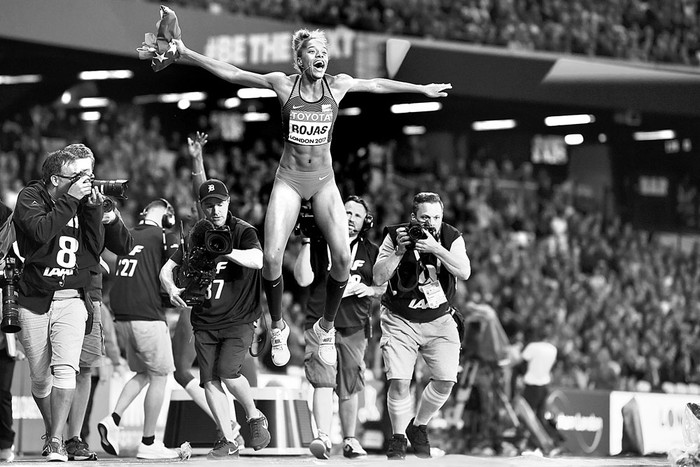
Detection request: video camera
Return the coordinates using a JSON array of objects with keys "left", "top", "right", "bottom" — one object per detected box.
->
[
  {"left": 1, "top": 256, "right": 21, "bottom": 333},
  {"left": 204, "top": 226, "right": 233, "bottom": 255},
  {"left": 174, "top": 219, "right": 232, "bottom": 307}
]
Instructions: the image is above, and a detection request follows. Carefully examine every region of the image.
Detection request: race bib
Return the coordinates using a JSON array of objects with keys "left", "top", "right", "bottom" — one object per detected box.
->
[{"left": 288, "top": 110, "right": 332, "bottom": 145}]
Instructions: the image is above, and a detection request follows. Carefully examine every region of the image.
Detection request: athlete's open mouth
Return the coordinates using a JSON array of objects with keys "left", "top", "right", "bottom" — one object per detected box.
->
[{"left": 313, "top": 60, "right": 325, "bottom": 70}]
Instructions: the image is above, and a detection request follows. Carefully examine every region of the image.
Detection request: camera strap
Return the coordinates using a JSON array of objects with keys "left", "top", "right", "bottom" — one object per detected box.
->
[{"left": 396, "top": 250, "right": 428, "bottom": 293}]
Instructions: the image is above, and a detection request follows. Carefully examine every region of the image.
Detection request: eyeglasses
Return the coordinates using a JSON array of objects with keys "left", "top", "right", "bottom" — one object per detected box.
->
[{"left": 54, "top": 172, "right": 93, "bottom": 183}]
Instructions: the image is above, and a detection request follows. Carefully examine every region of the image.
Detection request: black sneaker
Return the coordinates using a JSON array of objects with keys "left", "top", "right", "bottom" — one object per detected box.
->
[
  {"left": 405, "top": 418, "right": 431, "bottom": 458},
  {"left": 207, "top": 437, "right": 239, "bottom": 459},
  {"left": 387, "top": 434, "right": 407, "bottom": 460},
  {"left": 65, "top": 436, "right": 97, "bottom": 461},
  {"left": 247, "top": 414, "right": 271, "bottom": 451},
  {"left": 46, "top": 437, "right": 68, "bottom": 462}
]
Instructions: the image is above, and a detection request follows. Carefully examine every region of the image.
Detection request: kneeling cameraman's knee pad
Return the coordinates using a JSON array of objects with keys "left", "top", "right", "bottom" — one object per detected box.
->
[{"left": 52, "top": 364, "right": 77, "bottom": 390}]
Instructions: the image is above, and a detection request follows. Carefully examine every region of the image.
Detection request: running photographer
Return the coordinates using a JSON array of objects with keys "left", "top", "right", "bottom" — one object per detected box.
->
[
  {"left": 160, "top": 179, "right": 271, "bottom": 458},
  {"left": 373, "top": 192, "right": 471, "bottom": 460}
]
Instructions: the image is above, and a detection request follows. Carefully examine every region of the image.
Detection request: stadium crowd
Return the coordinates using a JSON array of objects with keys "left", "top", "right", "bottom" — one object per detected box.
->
[
  {"left": 2, "top": 101, "right": 699, "bottom": 398},
  {"left": 154, "top": 0, "right": 700, "bottom": 66}
]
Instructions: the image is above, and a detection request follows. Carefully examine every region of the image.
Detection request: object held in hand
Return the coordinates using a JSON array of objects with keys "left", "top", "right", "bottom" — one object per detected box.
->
[{"left": 136, "top": 5, "right": 182, "bottom": 72}]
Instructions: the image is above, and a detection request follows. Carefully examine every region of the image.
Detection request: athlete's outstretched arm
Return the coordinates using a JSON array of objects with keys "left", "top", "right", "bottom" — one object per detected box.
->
[
  {"left": 174, "top": 39, "right": 286, "bottom": 89},
  {"left": 338, "top": 74, "right": 451, "bottom": 97}
]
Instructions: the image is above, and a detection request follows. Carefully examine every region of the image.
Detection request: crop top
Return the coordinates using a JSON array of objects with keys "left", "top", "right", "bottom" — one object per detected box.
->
[{"left": 281, "top": 75, "right": 339, "bottom": 146}]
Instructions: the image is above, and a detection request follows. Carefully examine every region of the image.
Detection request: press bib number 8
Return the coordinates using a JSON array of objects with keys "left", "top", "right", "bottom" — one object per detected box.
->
[{"left": 56, "top": 236, "right": 79, "bottom": 268}]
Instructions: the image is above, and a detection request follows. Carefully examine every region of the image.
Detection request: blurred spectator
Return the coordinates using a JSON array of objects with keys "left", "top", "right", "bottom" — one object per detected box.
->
[{"left": 155, "top": 0, "right": 700, "bottom": 66}]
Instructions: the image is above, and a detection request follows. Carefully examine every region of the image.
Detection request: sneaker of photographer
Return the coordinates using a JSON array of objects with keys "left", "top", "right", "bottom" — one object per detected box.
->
[
  {"left": 342, "top": 437, "right": 367, "bottom": 458},
  {"left": 309, "top": 432, "right": 332, "bottom": 459},
  {"left": 46, "top": 437, "right": 68, "bottom": 462},
  {"left": 247, "top": 414, "right": 271, "bottom": 451},
  {"left": 136, "top": 441, "right": 179, "bottom": 460},
  {"left": 313, "top": 319, "right": 337, "bottom": 366},
  {"left": 97, "top": 415, "right": 120, "bottom": 456},
  {"left": 65, "top": 436, "right": 97, "bottom": 461},
  {"left": 207, "top": 437, "right": 239, "bottom": 460},
  {"left": 405, "top": 418, "right": 431, "bottom": 458},
  {"left": 41, "top": 433, "right": 49, "bottom": 457},
  {"left": 270, "top": 321, "right": 290, "bottom": 366},
  {"left": 0, "top": 445, "right": 15, "bottom": 462},
  {"left": 386, "top": 434, "right": 407, "bottom": 460}
]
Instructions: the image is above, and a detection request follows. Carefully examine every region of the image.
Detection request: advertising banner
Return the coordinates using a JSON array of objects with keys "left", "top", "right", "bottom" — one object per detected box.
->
[
  {"left": 547, "top": 388, "right": 609, "bottom": 456},
  {"left": 609, "top": 391, "right": 700, "bottom": 455}
]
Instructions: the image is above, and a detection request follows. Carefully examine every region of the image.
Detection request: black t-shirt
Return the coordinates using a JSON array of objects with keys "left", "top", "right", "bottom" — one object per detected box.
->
[
  {"left": 110, "top": 223, "right": 178, "bottom": 321},
  {"left": 170, "top": 214, "right": 263, "bottom": 331},
  {"left": 303, "top": 236, "right": 378, "bottom": 330}
]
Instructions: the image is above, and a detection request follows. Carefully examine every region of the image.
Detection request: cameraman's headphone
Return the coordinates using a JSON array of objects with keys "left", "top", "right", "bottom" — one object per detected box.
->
[
  {"left": 140, "top": 198, "right": 175, "bottom": 229},
  {"left": 346, "top": 195, "right": 374, "bottom": 234}
]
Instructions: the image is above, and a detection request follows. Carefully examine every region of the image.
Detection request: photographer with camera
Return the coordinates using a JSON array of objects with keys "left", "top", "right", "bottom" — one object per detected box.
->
[
  {"left": 97, "top": 198, "right": 179, "bottom": 460},
  {"left": 373, "top": 192, "right": 471, "bottom": 460},
  {"left": 293, "top": 195, "right": 384, "bottom": 459},
  {"left": 160, "top": 179, "right": 271, "bottom": 458},
  {"left": 0, "top": 199, "right": 20, "bottom": 462},
  {"left": 12, "top": 148, "right": 105, "bottom": 461},
  {"left": 59, "top": 143, "right": 133, "bottom": 461}
]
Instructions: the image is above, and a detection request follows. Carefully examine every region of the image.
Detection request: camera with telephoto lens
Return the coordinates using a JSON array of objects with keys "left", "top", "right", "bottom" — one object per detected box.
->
[
  {"left": 92, "top": 179, "right": 129, "bottom": 199},
  {"left": 1, "top": 256, "right": 21, "bottom": 333},
  {"left": 204, "top": 226, "right": 233, "bottom": 255},
  {"left": 294, "top": 201, "right": 322, "bottom": 239},
  {"left": 406, "top": 220, "right": 436, "bottom": 246},
  {"left": 69, "top": 173, "right": 129, "bottom": 199}
]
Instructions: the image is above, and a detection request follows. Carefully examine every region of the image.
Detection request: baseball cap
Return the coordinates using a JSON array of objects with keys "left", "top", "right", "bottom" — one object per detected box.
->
[{"left": 198, "top": 179, "right": 229, "bottom": 203}]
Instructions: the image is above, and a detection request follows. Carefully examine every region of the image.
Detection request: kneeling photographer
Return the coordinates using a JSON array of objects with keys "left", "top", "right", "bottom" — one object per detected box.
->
[
  {"left": 159, "top": 178, "right": 271, "bottom": 454},
  {"left": 373, "top": 192, "right": 471, "bottom": 460}
]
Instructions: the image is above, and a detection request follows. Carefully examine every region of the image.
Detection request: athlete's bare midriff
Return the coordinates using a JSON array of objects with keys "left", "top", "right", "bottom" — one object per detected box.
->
[{"left": 279, "top": 141, "right": 333, "bottom": 171}]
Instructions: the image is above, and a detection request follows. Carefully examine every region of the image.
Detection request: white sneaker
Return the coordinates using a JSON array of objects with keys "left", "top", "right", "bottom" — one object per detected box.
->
[
  {"left": 136, "top": 441, "right": 179, "bottom": 460},
  {"left": 270, "top": 321, "right": 290, "bottom": 366},
  {"left": 0, "top": 445, "right": 15, "bottom": 462},
  {"left": 343, "top": 437, "right": 367, "bottom": 458},
  {"left": 309, "top": 433, "right": 332, "bottom": 459},
  {"left": 97, "top": 416, "right": 120, "bottom": 456},
  {"left": 313, "top": 319, "right": 337, "bottom": 366}
]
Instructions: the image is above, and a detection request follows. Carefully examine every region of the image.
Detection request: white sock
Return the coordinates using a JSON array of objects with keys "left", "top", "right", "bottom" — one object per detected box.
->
[
  {"left": 415, "top": 382, "right": 450, "bottom": 426},
  {"left": 387, "top": 394, "right": 413, "bottom": 435}
]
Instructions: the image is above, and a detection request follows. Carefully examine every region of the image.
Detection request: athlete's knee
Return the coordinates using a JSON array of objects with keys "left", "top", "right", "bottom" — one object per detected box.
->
[
  {"left": 330, "top": 248, "right": 351, "bottom": 272},
  {"left": 263, "top": 248, "right": 284, "bottom": 273},
  {"left": 52, "top": 364, "right": 77, "bottom": 390}
]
